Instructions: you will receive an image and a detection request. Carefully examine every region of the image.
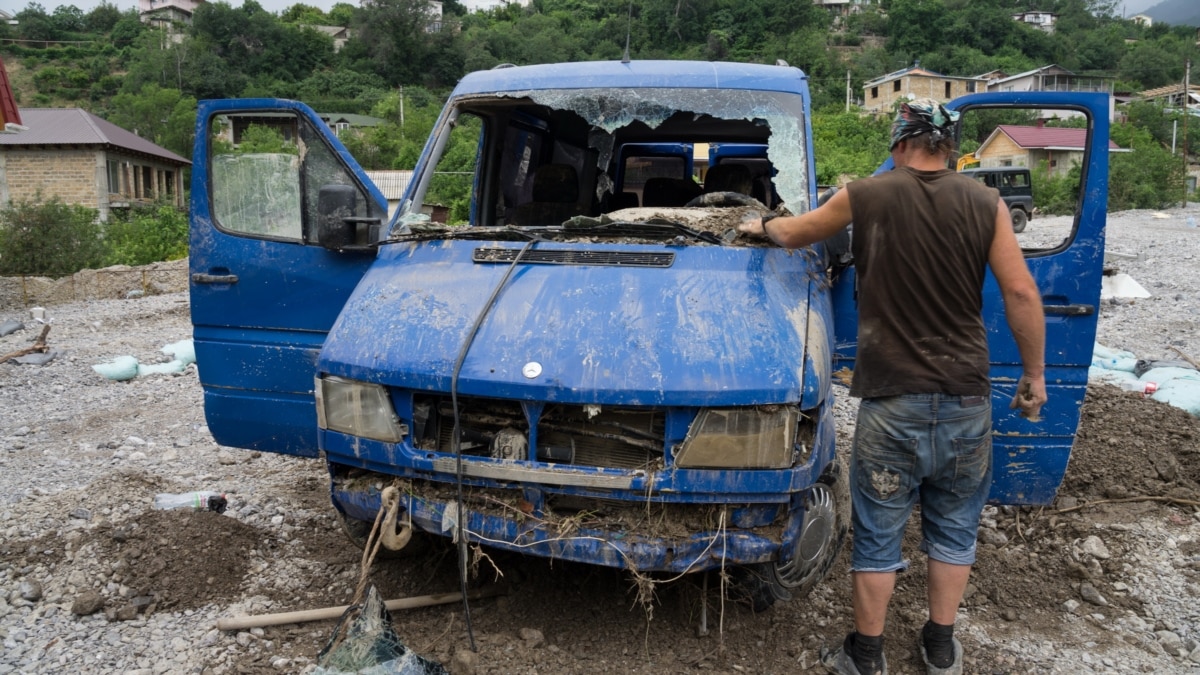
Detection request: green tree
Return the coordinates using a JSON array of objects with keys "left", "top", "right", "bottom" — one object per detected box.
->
[
  {"left": 280, "top": 3, "right": 328, "bottom": 25},
  {"left": 811, "top": 110, "right": 891, "bottom": 185},
  {"left": 352, "top": 0, "right": 441, "bottom": 85},
  {"left": 52, "top": 5, "right": 86, "bottom": 33},
  {"left": 1118, "top": 41, "right": 1178, "bottom": 89},
  {"left": 109, "top": 84, "right": 198, "bottom": 157},
  {"left": 1108, "top": 121, "right": 1184, "bottom": 211},
  {"left": 103, "top": 205, "right": 189, "bottom": 266},
  {"left": 16, "top": 3, "right": 60, "bottom": 42},
  {"left": 110, "top": 10, "right": 145, "bottom": 48},
  {"left": 85, "top": 2, "right": 123, "bottom": 33},
  {"left": 328, "top": 2, "right": 356, "bottom": 26},
  {"left": 0, "top": 196, "right": 104, "bottom": 277}
]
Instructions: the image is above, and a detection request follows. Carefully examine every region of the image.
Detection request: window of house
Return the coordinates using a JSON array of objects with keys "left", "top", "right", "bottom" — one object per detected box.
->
[
  {"left": 893, "top": 80, "right": 901, "bottom": 92},
  {"left": 945, "top": 82, "right": 951, "bottom": 98},
  {"left": 107, "top": 160, "right": 121, "bottom": 195},
  {"left": 871, "top": 86, "right": 878, "bottom": 99},
  {"left": 967, "top": 82, "right": 976, "bottom": 93},
  {"left": 165, "top": 171, "right": 174, "bottom": 196},
  {"left": 142, "top": 166, "right": 154, "bottom": 198}
]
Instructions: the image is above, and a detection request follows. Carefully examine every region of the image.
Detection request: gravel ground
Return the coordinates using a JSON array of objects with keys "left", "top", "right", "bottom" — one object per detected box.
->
[{"left": 0, "top": 205, "right": 1198, "bottom": 674}]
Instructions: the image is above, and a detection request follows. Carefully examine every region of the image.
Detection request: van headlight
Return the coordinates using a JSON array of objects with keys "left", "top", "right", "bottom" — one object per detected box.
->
[
  {"left": 673, "top": 407, "right": 799, "bottom": 469},
  {"left": 315, "top": 376, "right": 407, "bottom": 443}
]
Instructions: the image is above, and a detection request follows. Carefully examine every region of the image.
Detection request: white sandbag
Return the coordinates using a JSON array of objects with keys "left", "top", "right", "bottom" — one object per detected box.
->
[
  {"left": 137, "top": 360, "right": 187, "bottom": 377},
  {"left": 1138, "top": 367, "right": 1200, "bottom": 387},
  {"left": 93, "top": 356, "right": 139, "bottom": 381},
  {"left": 1089, "top": 366, "right": 1139, "bottom": 385},
  {"left": 161, "top": 339, "right": 196, "bottom": 365},
  {"left": 1151, "top": 380, "right": 1200, "bottom": 416}
]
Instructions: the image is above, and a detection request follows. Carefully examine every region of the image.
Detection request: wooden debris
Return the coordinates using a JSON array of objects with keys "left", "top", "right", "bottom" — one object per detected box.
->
[{"left": 0, "top": 323, "right": 50, "bottom": 364}]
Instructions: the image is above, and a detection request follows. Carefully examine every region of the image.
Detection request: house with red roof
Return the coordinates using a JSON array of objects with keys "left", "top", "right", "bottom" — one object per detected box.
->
[
  {"left": 0, "top": 108, "right": 191, "bottom": 221},
  {"left": 975, "top": 123, "right": 1126, "bottom": 177}
]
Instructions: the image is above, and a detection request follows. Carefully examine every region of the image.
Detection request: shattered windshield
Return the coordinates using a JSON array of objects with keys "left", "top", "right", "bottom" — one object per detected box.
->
[{"left": 392, "top": 86, "right": 809, "bottom": 246}]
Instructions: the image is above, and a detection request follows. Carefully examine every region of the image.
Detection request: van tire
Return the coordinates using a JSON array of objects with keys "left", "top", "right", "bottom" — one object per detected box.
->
[
  {"left": 1010, "top": 207, "right": 1028, "bottom": 233},
  {"left": 729, "top": 460, "right": 849, "bottom": 612}
]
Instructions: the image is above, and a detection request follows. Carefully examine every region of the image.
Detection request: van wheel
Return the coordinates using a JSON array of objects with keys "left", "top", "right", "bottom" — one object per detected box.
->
[
  {"left": 729, "top": 460, "right": 850, "bottom": 611},
  {"left": 1010, "top": 207, "right": 1028, "bottom": 233}
]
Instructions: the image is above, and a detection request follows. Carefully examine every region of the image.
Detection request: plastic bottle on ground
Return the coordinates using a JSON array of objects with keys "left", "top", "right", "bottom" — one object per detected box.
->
[
  {"left": 1116, "top": 380, "right": 1157, "bottom": 397},
  {"left": 153, "top": 491, "right": 228, "bottom": 513}
]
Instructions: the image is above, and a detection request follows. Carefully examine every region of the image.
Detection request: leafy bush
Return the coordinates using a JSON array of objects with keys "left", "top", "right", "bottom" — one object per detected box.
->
[
  {"left": 0, "top": 197, "right": 105, "bottom": 277},
  {"left": 102, "top": 204, "right": 189, "bottom": 266},
  {"left": 1031, "top": 161, "right": 1079, "bottom": 216}
]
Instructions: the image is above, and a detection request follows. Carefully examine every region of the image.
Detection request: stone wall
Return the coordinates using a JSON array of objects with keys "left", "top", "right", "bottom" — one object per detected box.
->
[
  {"left": 0, "top": 148, "right": 101, "bottom": 208},
  {"left": 0, "top": 259, "right": 188, "bottom": 310}
]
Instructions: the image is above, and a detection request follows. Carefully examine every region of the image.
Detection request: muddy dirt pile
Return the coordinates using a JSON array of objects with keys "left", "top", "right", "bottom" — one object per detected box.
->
[{"left": 1, "top": 205, "right": 1198, "bottom": 674}]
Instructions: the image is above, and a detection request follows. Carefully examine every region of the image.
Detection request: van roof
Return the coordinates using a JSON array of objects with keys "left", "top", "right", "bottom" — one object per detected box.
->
[{"left": 452, "top": 60, "right": 810, "bottom": 98}]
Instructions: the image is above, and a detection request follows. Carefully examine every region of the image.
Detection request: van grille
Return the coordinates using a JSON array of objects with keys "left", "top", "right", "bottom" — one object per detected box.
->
[{"left": 413, "top": 394, "right": 664, "bottom": 470}]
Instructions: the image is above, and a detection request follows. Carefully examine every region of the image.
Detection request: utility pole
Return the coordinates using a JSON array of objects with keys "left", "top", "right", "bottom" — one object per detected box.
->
[{"left": 1184, "top": 59, "right": 1191, "bottom": 207}]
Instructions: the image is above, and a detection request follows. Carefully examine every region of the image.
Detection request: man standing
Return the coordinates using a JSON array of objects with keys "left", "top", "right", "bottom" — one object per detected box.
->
[{"left": 739, "top": 100, "right": 1047, "bottom": 675}]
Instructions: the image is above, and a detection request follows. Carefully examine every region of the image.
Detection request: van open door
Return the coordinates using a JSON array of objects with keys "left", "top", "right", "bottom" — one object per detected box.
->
[
  {"left": 831, "top": 92, "right": 1111, "bottom": 504},
  {"left": 189, "top": 99, "right": 386, "bottom": 456}
]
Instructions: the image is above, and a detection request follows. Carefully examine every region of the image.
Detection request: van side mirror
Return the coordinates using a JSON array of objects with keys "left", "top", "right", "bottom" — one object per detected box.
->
[{"left": 316, "top": 184, "right": 381, "bottom": 251}]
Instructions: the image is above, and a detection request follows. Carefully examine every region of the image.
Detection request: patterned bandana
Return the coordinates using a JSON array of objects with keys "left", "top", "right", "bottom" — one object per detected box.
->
[{"left": 889, "top": 98, "right": 960, "bottom": 151}]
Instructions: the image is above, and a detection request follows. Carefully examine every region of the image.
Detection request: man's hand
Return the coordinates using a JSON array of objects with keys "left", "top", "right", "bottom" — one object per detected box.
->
[
  {"left": 1009, "top": 374, "right": 1047, "bottom": 422},
  {"left": 737, "top": 212, "right": 770, "bottom": 238}
]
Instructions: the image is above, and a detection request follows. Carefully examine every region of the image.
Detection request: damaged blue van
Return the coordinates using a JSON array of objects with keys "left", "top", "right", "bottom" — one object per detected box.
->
[{"left": 189, "top": 60, "right": 1111, "bottom": 607}]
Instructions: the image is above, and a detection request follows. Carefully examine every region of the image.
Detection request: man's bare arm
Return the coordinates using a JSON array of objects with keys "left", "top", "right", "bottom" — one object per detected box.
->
[
  {"left": 988, "top": 198, "right": 1047, "bottom": 419},
  {"left": 737, "top": 188, "right": 854, "bottom": 248}
]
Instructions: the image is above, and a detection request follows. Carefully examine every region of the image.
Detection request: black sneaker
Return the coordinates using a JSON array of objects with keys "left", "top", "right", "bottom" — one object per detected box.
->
[
  {"left": 820, "top": 633, "right": 888, "bottom": 675},
  {"left": 919, "top": 635, "right": 963, "bottom": 675}
]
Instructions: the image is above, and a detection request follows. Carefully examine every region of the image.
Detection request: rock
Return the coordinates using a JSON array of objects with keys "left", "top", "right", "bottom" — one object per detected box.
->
[
  {"left": 1080, "top": 582, "right": 1108, "bottom": 606},
  {"left": 450, "top": 648, "right": 479, "bottom": 675},
  {"left": 19, "top": 580, "right": 42, "bottom": 602},
  {"left": 1001, "top": 608, "right": 1018, "bottom": 621},
  {"left": 1080, "top": 535, "right": 1111, "bottom": 559},
  {"left": 71, "top": 590, "right": 104, "bottom": 616},
  {"left": 1156, "top": 631, "right": 1183, "bottom": 651},
  {"left": 112, "top": 604, "right": 138, "bottom": 621},
  {"left": 161, "top": 449, "right": 179, "bottom": 462},
  {"left": 236, "top": 631, "right": 254, "bottom": 647},
  {"left": 1066, "top": 561, "right": 1092, "bottom": 580},
  {"left": 978, "top": 528, "right": 1008, "bottom": 546},
  {"left": 68, "top": 508, "right": 91, "bottom": 521},
  {"left": 520, "top": 627, "right": 545, "bottom": 648},
  {"left": 1189, "top": 645, "right": 1200, "bottom": 664},
  {"left": 1057, "top": 495, "right": 1078, "bottom": 510},
  {"left": 217, "top": 450, "right": 237, "bottom": 465},
  {"left": 1063, "top": 599, "right": 1081, "bottom": 614}
]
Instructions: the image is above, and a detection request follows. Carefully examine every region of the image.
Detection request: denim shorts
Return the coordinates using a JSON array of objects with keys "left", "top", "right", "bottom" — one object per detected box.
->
[{"left": 849, "top": 393, "right": 993, "bottom": 573}]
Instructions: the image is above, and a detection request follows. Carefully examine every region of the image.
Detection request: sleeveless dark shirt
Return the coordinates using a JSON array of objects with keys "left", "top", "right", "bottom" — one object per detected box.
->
[{"left": 844, "top": 167, "right": 999, "bottom": 398}]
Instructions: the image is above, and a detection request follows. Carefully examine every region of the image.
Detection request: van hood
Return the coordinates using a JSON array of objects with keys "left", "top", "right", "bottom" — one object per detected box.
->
[{"left": 318, "top": 240, "right": 830, "bottom": 408}]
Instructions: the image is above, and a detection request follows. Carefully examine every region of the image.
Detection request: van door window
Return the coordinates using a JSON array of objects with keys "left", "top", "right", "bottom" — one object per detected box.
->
[
  {"left": 210, "top": 114, "right": 303, "bottom": 240},
  {"left": 209, "top": 111, "right": 379, "bottom": 244}
]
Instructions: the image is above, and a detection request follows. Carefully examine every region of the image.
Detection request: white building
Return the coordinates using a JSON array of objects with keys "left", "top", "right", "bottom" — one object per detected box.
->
[{"left": 459, "top": 0, "right": 530, "bottom": 12}]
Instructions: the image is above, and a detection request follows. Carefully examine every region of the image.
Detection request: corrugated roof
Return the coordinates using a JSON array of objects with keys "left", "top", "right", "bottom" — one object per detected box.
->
[
  {"left": 863, "top": 66, "right": 984, "bottom": 88},
  {"left": 364, "top": 170, "right": 412, "bottom": 200},
  {"left": 989, "top": 64, "right": 1073, "bottom": 86},
  {"left": 995, "top": 125, "right": 1122, "bottom": 150},
  {"left": 1137, "top": 83, "right": 1200, "bottom": 99},
  {"left": 0, "top": 108, "right": 190, "bottom": 165}
]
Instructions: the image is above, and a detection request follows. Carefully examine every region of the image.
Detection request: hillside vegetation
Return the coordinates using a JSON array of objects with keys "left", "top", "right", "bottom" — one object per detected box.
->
[{"left": 1, "top": 0, "right": 1197, "bottom": 207}]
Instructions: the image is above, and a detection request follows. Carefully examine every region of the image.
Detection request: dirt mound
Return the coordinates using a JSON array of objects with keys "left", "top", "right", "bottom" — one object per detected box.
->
[{"left": 1063, "top": 385, "right": 1200, "bottom": 503}]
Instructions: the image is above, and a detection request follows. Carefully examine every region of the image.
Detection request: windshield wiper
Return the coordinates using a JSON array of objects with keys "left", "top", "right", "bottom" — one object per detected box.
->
[
  {"left": 388, "top": 216, "right": 727, "bottom": 245},
  {"left": 388, "top": 225, "right": 540, "bottom": 243},
  {"left": 555, "top": 215, "right": 726, "bottom": 244}
]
